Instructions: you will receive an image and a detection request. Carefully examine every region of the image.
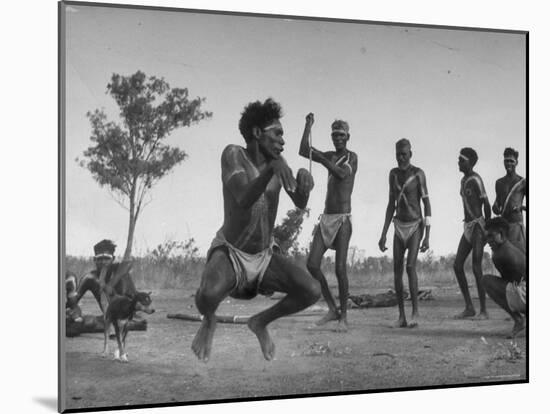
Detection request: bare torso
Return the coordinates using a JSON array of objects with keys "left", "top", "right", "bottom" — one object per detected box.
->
[
  {"left": 495, "top": 175, "right": 525, "bottom": 224},
  {"left": 323, "top": 150, "right": 357, "bottom": 214},
  {"left": 221, "top": 145, "right": 282, "bottom": 254},
  {"left": 390, "top": 165, "right": 428, "bottom": 222},
  {"left": 460, "top": 172, "right": 487, "bottom": 221}
]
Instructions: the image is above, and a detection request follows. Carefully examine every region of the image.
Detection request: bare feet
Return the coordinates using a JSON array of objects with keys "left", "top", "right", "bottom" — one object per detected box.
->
[
  {"left": 453, "top": 308, "right": 476, "bottom": 319},
  {"left": 315, "top": 309, "right": 340, "bottom": 326},
  {"left": 509, "top": 317, "right": 525, "bottom": 338},
  {"left": 395, "top": 315, "right": 408, "bottom": 328},
  {"left": 408, "top": 315, "right": 419, "bottom": 328},
  {"left": 473, "top": 311, "right": 489, "bottom": 320},
  {"left": 248, "top": 316, "right": 275, "bottom": 361},
  {"left": 191, "top": 316, "right": 217, "bottom": 362},
  {"left": 334, "top": 318, "right": 349, "bottom": 332}
]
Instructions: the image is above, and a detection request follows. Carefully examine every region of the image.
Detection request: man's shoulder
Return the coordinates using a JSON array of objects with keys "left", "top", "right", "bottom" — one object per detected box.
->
[
  {"left": 222, "top": 144, "right": 245, "bottom": 157},
  {"left": 411, "top": 165, "right": 425, "bottom": 176}
]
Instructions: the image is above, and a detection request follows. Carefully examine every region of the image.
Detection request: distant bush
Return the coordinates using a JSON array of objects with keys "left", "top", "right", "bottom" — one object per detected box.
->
[{"left": 66, "top": 241, "right": 497, "bottom": 291}]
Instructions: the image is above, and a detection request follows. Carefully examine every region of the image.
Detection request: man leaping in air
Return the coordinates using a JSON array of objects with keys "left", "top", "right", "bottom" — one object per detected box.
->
[
  {"left": 379, "top": 139, "right": 431, "bottom": 328},
  {"left": 298, "top": 114, "right": 358, "bottom": 332},
  {"left": 191, "top": 98, "right": 319, "bottom": 362}
]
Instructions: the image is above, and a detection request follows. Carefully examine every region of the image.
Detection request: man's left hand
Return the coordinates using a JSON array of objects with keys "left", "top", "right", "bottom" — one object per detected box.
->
[{"left": 420, "top": 238, "right": 430, "bottom": 253}]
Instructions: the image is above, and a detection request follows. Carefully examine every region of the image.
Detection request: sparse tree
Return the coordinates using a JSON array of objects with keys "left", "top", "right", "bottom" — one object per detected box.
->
[
  {"left": 273, "top": 207, "right": 310, "bottom": 255},
  {"left": 78, "top": 71, "right": 212, "bottom": 259}
]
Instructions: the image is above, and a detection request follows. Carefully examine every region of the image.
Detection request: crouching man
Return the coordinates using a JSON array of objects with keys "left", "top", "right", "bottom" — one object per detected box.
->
[{"left": 481, "top": 217, "right": 526, "bottom": 338}]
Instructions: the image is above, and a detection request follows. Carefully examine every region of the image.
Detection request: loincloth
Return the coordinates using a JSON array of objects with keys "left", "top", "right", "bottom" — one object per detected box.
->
[
  {"left": 506, "top": 279, "right": 526, "bottom": 314},
  {"left": 393, "top": 218, "right": 422, "bottom": 245},
  {"left": 463, "top": 216, "right": 485, "bottom": 244},
  {"left": 318, "top": 214, "right": 352, "bottom": 250},
  {"left": 208, "top": 230, "right": 274, "bottom": 299}
]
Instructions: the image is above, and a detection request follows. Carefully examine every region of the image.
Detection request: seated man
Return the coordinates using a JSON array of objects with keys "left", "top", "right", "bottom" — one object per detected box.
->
[
  {"left": 74, "top": 239, "right": 134, "bottom": 314},
  {"left": 481, "top": 217, "right": 526, "bottom": 338}
]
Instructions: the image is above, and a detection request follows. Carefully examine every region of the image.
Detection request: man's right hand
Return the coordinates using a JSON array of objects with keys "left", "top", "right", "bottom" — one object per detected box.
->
[
  {"left": 492, "top": 203, "right": 501, "bottom": 215},
  {"left": 305, "top": 113, "right": 314, "bottom": 128},
  {"left": 271, "top": 157, "right": 297, "bottom": 193},
  {"left": 378, "top": 235, "right": 387, "bottom": 252}
]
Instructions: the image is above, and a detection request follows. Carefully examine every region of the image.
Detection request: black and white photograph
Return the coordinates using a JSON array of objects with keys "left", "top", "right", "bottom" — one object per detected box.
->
[{"left": 58, "top": 0, "right": 531, "bottom": 412}]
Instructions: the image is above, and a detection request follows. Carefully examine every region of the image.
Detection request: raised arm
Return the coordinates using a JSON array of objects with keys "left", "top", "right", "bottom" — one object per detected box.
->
[
  {"left": 316, "top": 150, "right": 357, "bottom": 180},
  {"left": 222, "top": 146, "right": 276, "bottom": 210},
  {"left": 299, "top": 113, "right": 315, "bottom": 158},
  {"left": 379, "top": 172, "right": 396, "bottom": 252}
]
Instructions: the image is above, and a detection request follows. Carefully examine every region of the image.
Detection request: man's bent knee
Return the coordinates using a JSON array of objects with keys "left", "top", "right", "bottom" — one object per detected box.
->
[{"left": 306, "top": 261, "right": 322, "bottom": 277}]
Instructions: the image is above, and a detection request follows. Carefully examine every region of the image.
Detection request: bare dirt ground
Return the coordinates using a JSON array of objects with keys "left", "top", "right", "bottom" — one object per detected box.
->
[{"left": 64, "top": 286, "right": 526, "bottom": 411}]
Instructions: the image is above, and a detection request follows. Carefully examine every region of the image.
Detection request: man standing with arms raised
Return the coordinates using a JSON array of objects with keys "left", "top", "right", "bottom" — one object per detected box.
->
[
  {"left": 191, "top": 99, "right": 319, "bottom": 362},
  {"left": 299, "top": 114, "right": 358, "bottom": 332},
  {"left": 492, "top": 147, "right": 526, "bottom": 253},
  {"left": 379, "top": 139, "right": 431, "bottom": 328}
]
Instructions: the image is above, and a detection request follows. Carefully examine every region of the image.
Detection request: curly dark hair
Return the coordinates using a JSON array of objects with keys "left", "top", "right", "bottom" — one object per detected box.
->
[
  {"left": 503, "top": 147, "right": 519, "bottom": 159},
  {"left": 460, "top": 147, "right": 478, "bottom": 166},
  {"left": 238, "top": 98, "right": 283, "bottom": 143},
  {"left": 395, "top": 138, "right": 411, "bottom": 149},
  {"left": 485, "top": 217, "right": 510, "bottom": 236}
]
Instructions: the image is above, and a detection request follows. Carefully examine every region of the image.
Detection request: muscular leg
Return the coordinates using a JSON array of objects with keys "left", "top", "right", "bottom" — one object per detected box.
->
[
  {"left": 191, "top": 249, "right": 236, "bottom": 362},
  {"left": 250, "top": 255, "right": 321, "bottom": 360},
  {"left": 453, "top": 235, "right": 476, "bottom": 318},
  {"left": 393, "top": 234, "right": 408, "bottom": 327},
  {"left": 482, "top": 275, "right": 524, "bottom": 336},
  {"left": 405, "top": 227, "right": 423, "bottom": 323},
  {"left": 333, "top": 219, "right": 352, "bottom": 332},
  {"left": 471, "top": 226, "right": 488, "bottom": 318},
  {"left": 306, "top": 227, "right": 337, "bottom": 325}
]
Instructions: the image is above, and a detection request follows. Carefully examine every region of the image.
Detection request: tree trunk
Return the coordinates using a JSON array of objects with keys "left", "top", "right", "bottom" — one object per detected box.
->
[
  {"left": 123, "top": 182, "right": 137, "bottom": 261},
  {"left": 123, "top": 213, "right": 136, "bottom": 261}
]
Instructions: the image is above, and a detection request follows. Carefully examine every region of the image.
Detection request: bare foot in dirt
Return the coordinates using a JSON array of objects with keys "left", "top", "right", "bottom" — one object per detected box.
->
[
  {"left": 315, "top": 309, "right": 340, "bottom": 326},
  {"left": 453, "top": 308, "right": 476, "bottom": 319},
  {"left": 191, "top": 316, "right": 217, "bottom": 362},
  {"left": 395, "top": 316, "right": 408, "bottom": 328},
  {"left": 334, "top": 318, "right": 349, "bottom": 332},
  {"left": 248, "top": 317, "right": 275, "bottom": 361},
  {"left": 508, "top": 317, "right": 525, "bottom": 338},
  {"left": 408, "top": 315, "right": 419, "bottom": 328},
  {"left": 473, "top": 311, "right": 489, "bottom": 320}
]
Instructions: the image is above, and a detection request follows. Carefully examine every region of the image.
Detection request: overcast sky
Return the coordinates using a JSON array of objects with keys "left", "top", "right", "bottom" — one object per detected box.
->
[{"left": 63, "top": 4, "right": 526, "bottom": 258}]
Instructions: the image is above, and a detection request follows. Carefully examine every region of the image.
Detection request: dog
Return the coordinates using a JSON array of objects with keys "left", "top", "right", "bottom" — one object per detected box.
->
[
  {"left": 74, "top": 261, "right": 138, "bottom": 314},
  {"left": 102, "top": 291, "right": 155, "bottom": 363}
]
